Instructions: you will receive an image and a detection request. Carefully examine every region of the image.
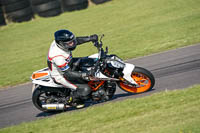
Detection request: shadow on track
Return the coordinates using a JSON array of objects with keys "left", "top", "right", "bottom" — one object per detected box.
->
[{"left": 35, "top": 89, "right": 155, "bottom": 117}]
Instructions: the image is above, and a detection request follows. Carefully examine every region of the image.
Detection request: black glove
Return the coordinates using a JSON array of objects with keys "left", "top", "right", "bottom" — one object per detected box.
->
[
  {"left": 90, "top": 34, "right": 98, "bottom": 42},
  {"left": 81, "top": 68, "right": 95, "bottom": 81},
  {"left": 81, "top": 72, "right": 90, "bottom": 81}
]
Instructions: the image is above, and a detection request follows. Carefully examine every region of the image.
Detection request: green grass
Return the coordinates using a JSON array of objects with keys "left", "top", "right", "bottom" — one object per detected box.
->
[
  {"left": 1, "top": 85, "right": 200, "bottom": 133},
  {"left": 1, "top": 0, "right": 200, "bottom": 87}
]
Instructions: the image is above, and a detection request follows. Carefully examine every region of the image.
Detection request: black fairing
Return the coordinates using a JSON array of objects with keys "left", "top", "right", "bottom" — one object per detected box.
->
[
  {"left": 72, "top": 57, "right": 97, "bottom": 71},
  {"left": 80, "top": 57, "right": 97, "bottom": 67},
  {"left": 101, "top": 54, "right": 124, "bottom": 78}
]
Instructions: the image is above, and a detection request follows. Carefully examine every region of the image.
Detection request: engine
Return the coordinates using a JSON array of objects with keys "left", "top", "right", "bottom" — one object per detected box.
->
[{"left": 91, "top": 81, "right": 116, "bottom": 101}]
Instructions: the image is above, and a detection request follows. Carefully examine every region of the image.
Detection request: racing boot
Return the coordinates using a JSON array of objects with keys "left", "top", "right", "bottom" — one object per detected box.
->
[
  {"left": 70, "top": 90, "right": 85, "bottom": 109},
  {"left": 75, "top": 100, "right": 85, "bottom": 109}
]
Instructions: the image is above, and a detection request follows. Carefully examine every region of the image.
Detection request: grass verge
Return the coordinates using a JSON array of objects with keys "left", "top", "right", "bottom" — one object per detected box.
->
[
  {"left": 0, "top": 85, "right": 200, "bottom": 133},
  {"left": 1, "top": 0, "right": 200, "bottom": 87}
]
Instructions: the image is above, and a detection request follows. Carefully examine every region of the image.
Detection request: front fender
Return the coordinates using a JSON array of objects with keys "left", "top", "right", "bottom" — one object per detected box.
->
[{"left": 122, "top": 63, "right": 137, "bottom": 85}]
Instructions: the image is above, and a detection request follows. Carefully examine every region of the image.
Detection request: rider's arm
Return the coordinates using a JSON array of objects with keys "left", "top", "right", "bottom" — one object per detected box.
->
[
  {"left": 63, "top": 67, "right": 88, "bottom": 81},
  {"left": 76, "top": 34, "right": 98, "bottom": 45},
  {"left": 53, "top": 56, "right": 89, "bottom": 81}
]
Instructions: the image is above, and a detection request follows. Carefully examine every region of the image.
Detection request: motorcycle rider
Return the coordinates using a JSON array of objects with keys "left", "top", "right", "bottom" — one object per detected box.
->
[{"left": 47, "top": 29, "right": 98, "bottom": 108}]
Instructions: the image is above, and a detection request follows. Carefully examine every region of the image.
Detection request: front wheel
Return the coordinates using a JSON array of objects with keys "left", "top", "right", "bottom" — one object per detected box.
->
[{"left": 118, "top": 66, "right": 155, "bottom": 93}]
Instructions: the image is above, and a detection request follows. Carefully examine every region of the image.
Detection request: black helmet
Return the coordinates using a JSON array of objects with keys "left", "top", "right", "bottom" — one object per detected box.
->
[{"left": 54, "top": 29, "right": 77, "bottom": 51}]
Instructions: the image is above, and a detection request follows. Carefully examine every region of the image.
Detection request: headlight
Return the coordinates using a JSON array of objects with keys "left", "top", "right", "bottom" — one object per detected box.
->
[
  {"left": 106, "top": 55, "right": 125, "bottom": 69},
  {"left": 111, "top": 56, "right": 123, "bottom": 62},
  {"left": 111, "top": 60, "right": 125, "bottom": 68},
  {"left": 107, "top": 60, "right": 125, "bottom": 69}
]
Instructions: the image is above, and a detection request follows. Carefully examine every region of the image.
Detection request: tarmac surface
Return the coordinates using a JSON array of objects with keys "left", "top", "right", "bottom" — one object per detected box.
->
[{"left": 0, "top": 44, "right": 200, "bottom": 129}]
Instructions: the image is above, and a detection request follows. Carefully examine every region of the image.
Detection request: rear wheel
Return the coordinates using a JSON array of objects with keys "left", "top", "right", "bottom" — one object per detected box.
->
[
  {"left": 118, "top": 66, "right": 155, "bottom": 93},
  {"left": 32, "top": 88, "right": 47, "bottom": 112},
  {"left": 32, "top": 85, "right": 67, "bottom": 112}
]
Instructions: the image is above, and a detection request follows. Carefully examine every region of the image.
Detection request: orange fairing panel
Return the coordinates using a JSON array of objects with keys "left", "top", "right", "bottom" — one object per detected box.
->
[{"left": 32, "top": 72, "right": 48, "bottom": 80}]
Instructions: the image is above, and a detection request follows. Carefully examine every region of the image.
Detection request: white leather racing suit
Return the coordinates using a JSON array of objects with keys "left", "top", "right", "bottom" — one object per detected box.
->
[
  {"left": 47, "top": 35, "right": 97, "bottom": 100},
  {"left": 47, "top": 41, "right": 78, "bottom": 90}
]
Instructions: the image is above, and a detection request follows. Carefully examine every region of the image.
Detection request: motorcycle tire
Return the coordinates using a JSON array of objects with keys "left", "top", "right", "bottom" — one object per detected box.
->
[
  {"left": 30, "top": 0, "right": 51, "bottom": 6},
  {"left": 1, "top": 0, "right": 21, "bottom": 5},
  {"left": 37, "top": 8, "right": 61, "bottom": 17},
  {"left": 62, "top": 0, "right": 88, "bottom": 12},
  {"left": 118, "top": 66, "right": 155, "bottom": 93},
  {"left": 32, "top": 84, "right": 67, "bottom": 112},
  {"left": 62, "top": 0, "right": 87, "bottom": 6},
  {"left": 32, "top": 84, "right": 48, "bottom": 112},
  {"left": 0, "top": 6, "right": 6, "bottom": 26},
  {"left": 90, "top": 0, "right": 111, "bottom": 5},
  {"left": 13, "top": 14, "right": 33, "bottom": 22},
  {"left": 6, "top": 6, "right": 33, "bottom": 22},
  {"left": 4, "top": 0, "right": 30, "bottom": 13},
  {"left": 33, "top": 0, "right": 60, "bottom": 13},
  {"left": 0, "top": 13, "right": 6, "bottom": 26}
]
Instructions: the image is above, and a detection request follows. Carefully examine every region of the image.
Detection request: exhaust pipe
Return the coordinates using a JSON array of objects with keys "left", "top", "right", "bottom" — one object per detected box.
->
[{"left": 42, "top": 104, "right": 65, "bottom": 110}]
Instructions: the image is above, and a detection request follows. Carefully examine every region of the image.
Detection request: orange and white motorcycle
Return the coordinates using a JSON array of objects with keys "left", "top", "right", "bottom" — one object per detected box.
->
[{"left": 31, "top": 35, "right": 155, "bottom": 112}]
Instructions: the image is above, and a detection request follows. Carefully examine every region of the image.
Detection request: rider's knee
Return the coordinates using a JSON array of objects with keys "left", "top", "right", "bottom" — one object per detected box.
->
[{"left": 77, "top": 86, "right": 91, "bottom": 97}]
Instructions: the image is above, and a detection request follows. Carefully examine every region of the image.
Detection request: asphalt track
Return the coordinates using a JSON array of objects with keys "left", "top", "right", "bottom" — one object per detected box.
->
[{"left": 0, "top": 44, "right": 200, "bottom": 129}]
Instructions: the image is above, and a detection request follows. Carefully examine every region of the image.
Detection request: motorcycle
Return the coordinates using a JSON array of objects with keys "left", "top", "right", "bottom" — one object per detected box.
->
[{"left": 31, "top": 35, "right": 155, "bottom": 112}]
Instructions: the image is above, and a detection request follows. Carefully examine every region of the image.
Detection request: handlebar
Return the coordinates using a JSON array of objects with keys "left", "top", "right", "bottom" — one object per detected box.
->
[
  {"left": 92, "top": 34, "right": 108, "bottom": 60},
  {"left": 93, "top": 34, "right": 104, "bottom": 49},
  {"left": 90, "top": 34, "right": 110, "bottom": 79},
  {"left": 93, "top": 41, "right": 101, "bottom": 48}
]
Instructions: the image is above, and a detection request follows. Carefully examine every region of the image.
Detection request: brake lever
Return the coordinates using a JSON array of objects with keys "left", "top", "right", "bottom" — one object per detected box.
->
[
  {"left": 89, "top": 76, "right": 99, "bottom": 81},
  {"left": 100, "top": 34, "right": 104, "bottom": 42},
  {"left": 94, "top": 41, "right": 99, "bottom": 47}
]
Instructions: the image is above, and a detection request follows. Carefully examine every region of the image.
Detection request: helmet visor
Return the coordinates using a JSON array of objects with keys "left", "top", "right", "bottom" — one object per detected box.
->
[{"left": 62, "top": 38, "right": 77, "bottom": 49}]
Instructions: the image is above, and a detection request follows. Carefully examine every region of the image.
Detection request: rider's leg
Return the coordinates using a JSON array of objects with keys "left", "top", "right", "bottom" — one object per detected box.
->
[
  {"left": 74, "top": 83, "right": 91, "bottom": 100},
  {"left": 53, "top": 75, "right": 77, "bottom": 91},
  {"left": 70, "top": 83, "right": 91, "bottom": 108},
  {"left": 53, "top": 75, "right": 91, "bottom": 108}
]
